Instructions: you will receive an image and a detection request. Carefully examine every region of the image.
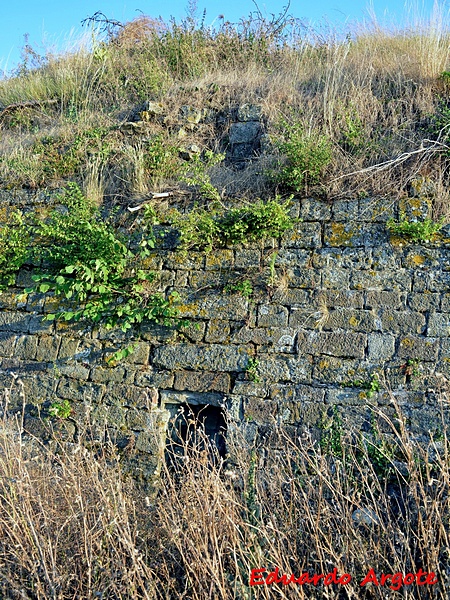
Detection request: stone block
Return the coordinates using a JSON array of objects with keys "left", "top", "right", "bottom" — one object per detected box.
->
[
  {"left": 14, "top": 335, "right": 38, "bottom": 360},
  {"left": 189, "top": 270, "right": 227, "bottom": 288},
  {"left": 36, "top": 335, "right": 61, "bottom": 362},
  {"left": 244, "top": 397, "right": 279, "bottom": 424},
  {"left": 286, "top": 268, "right": 320, "bottom": 289},
  {"left": 0, "top": 333, "right": 16, "bottom": 357},
  {"left": 181, "top": 321, "right": 206, "bottom": 343},
  {"left": 398, "top": 335, "right": 439, "bottom": 361},
  {"left": 56, "top": 378, "right": 104, "bottom": 403},
  {"left": 56, "top": 363, "right": 90, "bottom": 380},
  {"left": 164, "top": 251, "right": 205, "bottom": 270},
  {"left": 324, "top": 222, "right": 382, "bottom": 247},
  {"left": 28, "top": 314, "right": 54, "bottom": 334},
  {"left": 297, "top": 330, "right": 366, "bottom": 358},
  {"left": 57, "top": 338, "right": 80, "bottom": 360},
  {"left": 365, "top": 291, "right": 406, "bottom": 310},
  {"left": 0, "top": 311, "right": 30, "bottom": 333},
  {"left": 174, "top": 370, "right": 231, "bottom": 393},
  {"left": 275, "top": 248, "right": 311, "bottom": 268},
  {"left": 257, "top": 304, "right": 288, "bottom": 327},
  {"left": 331, "top": 199, "right": 359, "bottom": 221},
  {"left": 312, "top": 356, "right": 368, "bottom": 385},
  {"left": 135, "top": 369, "right": 174, "bottom": 388},
  {"left": 427, "top": 312, "right": 450, "bottom": 337},
  {"left": 402, "top": 248, "right": 442, "bottom": 269},
  {"left": 229, "top": 121, "right": 262, "bottom": 144},
  {"left": 231, "top": 326, "right": 296, "bottom": 352},
  {"left": 312, "top": 247, "right": 372, "bottom": 270},
  {"left": 413, "top": 271, "right": 450, "bottom": 292},
  {"left": 380, "top": 310, "right": 426, "bottom": 334},
  {"left": 205, "top": 319, "right": 229, "bottom": 343},
  {"left": 120, "top": 342, "right": 150, "bottom": 365},
  {"left": 325, "top": 388, "right": 369, "bottom": 405},
  {"left": 352, "top": 270, "right": 412, "bottom": 291},
  {"left": 235, "top": 249, "right": 261, "bottom": 268},
  {"left": 90, "top": 366, "right": 126, "bottom": 383},
  {"left": 325, "top": 308, "right": 377, "bottom": 332},
  {"left": 160, "top": 389, "right": 225, "bottom": 407},
  {"left": 370, "top": 246, "right": 401, "bottom": 270},
  {"left": 256, "top": 355, "right": 291, "bottom": 382},
  {"left": 358, "top": 197, "right": 397, "bottom": 222},
  {"left": 205, "top": 250, "right": 234, "bottom": 270},
  {"left": 284, "top": 222, "right": 322, "bottom": 248},
  {"left": 299, "top": 198, "right": 331, "bottom": 221},
  {"left": 270, "top": 288, "right": 311, "bottom": 306},
  {"left": 286, "top": 357, "right": 312, "bottom": 382},
  {"left": 232, "top": 380, "right": 268, "bottom": 397},
  {"left": 237, "top": 103, "right": 262, "bottom": 121},
  {"left": 176, "top": 294, "right": 248, "bottom": 320},
  {"left": 320, "top": 268, "right": 350, "bottom": 289},
  {"left": 153, "top": 343, "right": 251, "bottom": 372},
  {"left": 288, "top": 307, "right": 322, "bottom": 328},
  {"left": 367, "top": 333, "right": 395, "bottom": 361},
  {"left": 316, "top": 290, "right": 364, "bottom": 308}
]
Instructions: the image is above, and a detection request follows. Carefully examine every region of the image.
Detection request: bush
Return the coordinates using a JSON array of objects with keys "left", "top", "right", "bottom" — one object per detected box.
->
[
  {"left": 29, "top": 182, "right": 180, "bottom": 332},
  {"left": 171, "top": 197, "right": 293, "bottom": 252},
  {"left": 271, "top": 120, "right": 332, "bottom": 192},
  {"left": 387, "top": 215, "right": 444, "bottom": 242},
  {"left": 0, "top": 212, "right": 30, "bottom": 289}
]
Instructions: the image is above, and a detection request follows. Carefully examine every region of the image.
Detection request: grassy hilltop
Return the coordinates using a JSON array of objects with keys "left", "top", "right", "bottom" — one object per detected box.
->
[{"left": 1, "top": 6, "right": 450, "bottom": 205}]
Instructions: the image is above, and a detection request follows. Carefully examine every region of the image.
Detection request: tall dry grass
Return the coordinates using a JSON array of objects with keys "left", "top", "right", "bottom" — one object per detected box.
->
[{"left": 0, "top": 379, "right": 448, "bottom": 599}]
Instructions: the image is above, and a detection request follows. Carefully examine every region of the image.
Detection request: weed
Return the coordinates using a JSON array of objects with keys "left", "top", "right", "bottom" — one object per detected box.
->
[
  {"left": 267, "top": 251, "right": 278, "bottom": 287},
  {"left": 319, "top": 405, "right": 343, "bottom": 458},
  {"left": 26, "top": 183, "right": 181, "bottom": 335},
  {"left": 0, "top": 212, "right": 30, "bottom": 289},
  {"left": 342, "top": 373, "right": 380, "bottom": 398},
  {"left": 387, "top": 215, "right": 444, "bottom": 242},
  {"left": 172, "top": 197, "right": 293, "bottom": 253},
  {"left": 245, "top": 357, "right": 260, "bottom": 383},
  {"left": 271, "top": 119, "right": 332, "bottom": 192},
  {"left": 179, "top": 150, "right": 224, "bottom": 202},
  {"left": 400, "top": 358, "right": 421, "bottom": 381},
  {"left": 48, "top": 399, "right": 73, "bottom": 420},
  {"left": 224, "top": 279, "right": 253, "bottom": 299},
  {"left": 361, "top": 412, "right": 396, "bottom": 479}
]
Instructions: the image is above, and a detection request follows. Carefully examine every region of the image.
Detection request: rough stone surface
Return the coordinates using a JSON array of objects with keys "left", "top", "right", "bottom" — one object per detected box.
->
[{"left": 1, "top": 192, "right": 449, "bottom": 485}]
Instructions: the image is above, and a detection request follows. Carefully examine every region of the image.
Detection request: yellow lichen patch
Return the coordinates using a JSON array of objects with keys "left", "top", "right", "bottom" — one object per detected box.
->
[
  {"left": 409, "top": 254, "right": 426, "bottom": 266},
  {"left": 349, "top": 316, "right": 359, "bottom": 327},
  {"left": 319, "top": 359, "right": 329, "bottom": 369},
  {"left": 327, "top": 223, "right": 354, "bottom": 246},
  {"left": 400, "top": 337, "right": 413, "bottom": 348}
]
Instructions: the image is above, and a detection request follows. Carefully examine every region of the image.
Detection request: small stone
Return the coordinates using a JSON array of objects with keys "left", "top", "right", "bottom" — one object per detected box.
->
[{"left": 352, "top": 508, "right": 380, "bottom": 526}]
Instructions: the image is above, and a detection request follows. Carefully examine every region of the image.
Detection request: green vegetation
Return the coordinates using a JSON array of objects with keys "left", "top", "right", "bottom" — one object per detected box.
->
[
  {"left": 170, "top": 198, "right": 293, "bottom": 253},
  {"left": 224, "top": 279, "right": 253, "bottom": 299},
  {"left": 48, "top": 399, "right": 73, "bottom": 420},
  {"left": 387, "top": 215, "right": 445, "bottom": 242},
  {"left": 319, "top": 405, "right": 343, "bottom": 458},
  {"left": 0, "top": 212, "right": 30, "bottom": 289},
  {"left": 271, "top": 119, "right": 333, "bottom": 192},
  {"left": 245, "top": 357, "right": 260, "bottom": 383},
  {"left": 341, "top": 373, "right": 381, "bottom": 398},
  {"left": 26, "top": 183, "right": 181, "bottom": 333}
]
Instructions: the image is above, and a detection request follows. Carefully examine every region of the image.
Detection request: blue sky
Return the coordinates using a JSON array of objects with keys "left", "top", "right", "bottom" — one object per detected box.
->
[{"left": 1, "top": 0, "right": 447, "bottom": 75}]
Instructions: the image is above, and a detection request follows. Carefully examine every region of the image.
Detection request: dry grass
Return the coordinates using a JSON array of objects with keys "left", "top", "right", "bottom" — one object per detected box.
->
[{"left": 0, "top": 379, "right": 448, "bottom": 599}]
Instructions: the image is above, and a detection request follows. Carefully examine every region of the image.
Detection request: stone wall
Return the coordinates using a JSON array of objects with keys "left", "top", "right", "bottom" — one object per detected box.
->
[{"left": 1, "top": 189, "right": 449, "bottom": 483}]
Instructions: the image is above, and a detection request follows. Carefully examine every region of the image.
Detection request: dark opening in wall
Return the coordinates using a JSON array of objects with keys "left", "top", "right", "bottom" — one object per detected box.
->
[{"left": 165, "top": 403, "right": 227, "bottom": 469}]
